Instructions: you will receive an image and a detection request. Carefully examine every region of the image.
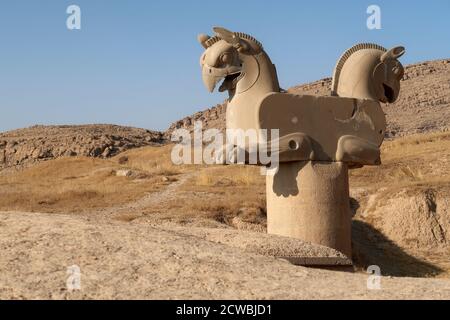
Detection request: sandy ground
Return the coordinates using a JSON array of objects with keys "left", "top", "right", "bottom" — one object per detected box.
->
[{"left": 1, "top": 211, "right": 450, "bottom": 300}]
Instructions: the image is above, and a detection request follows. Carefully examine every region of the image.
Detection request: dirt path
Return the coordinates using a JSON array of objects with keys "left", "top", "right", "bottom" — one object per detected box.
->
[{"left": 100, "top": 170, "right": 198, "bottom": 217}]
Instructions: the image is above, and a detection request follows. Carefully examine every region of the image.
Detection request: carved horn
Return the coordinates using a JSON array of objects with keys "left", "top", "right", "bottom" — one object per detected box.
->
[
  {"left": 197, "top": 34, "right": 211, "bottom": 49},
  {"left": 381, "top": 46, "right": 405, "bottom": 61}
]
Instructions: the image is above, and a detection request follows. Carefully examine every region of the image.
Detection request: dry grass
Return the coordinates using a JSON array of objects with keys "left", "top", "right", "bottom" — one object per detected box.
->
[
  {"left": 134, "top": 164, "right": 266, "bottom": 228},
  {"left": 349, "top": 131, "right": 450, "bottom": 190},
  {"left": 0, "top": 157, "right": 158, "bottom": 213},
  {"left": 141, "top": 193, "right": 267, "bottom": 230},
  {"left": 184, "top": 166, "right": 265, "bottom": 224},
  {"left": 383, "top": 131, "right": 450, "bottom": 153},
  {"left": 0, "top": 144, "right": 192, "bottom": 213},
  {"left": 112, "top": 144, "right": 189, "bottom": 176},
  {"left": 0, "top": 131, "right": 448, "bottom": 226},
  {"left": 193, "top": 165, "right": 263, "bottom": 187}
]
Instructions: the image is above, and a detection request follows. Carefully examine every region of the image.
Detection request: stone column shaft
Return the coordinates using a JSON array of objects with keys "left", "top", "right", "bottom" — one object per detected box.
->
[{"left": 266, "top": 161, "right": 352, "bottom": 258}]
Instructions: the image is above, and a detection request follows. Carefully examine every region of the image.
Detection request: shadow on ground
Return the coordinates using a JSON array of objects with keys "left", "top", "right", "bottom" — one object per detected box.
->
[
  {"left": 349, "top": 196, "right": 442, "bottom": 277},
  {"left": 352, "top": 220, "right": 443, "bottom": 277},
  {"left": 215, "top": 196, "right": 443, "bottom": 277}
]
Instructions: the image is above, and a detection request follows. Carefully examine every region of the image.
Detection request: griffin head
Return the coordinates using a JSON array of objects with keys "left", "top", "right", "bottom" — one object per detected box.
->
[
  {"left": 373, "top": 46, "right": 406, "bottom": 103},
  {"left": 198, "top": 27, "right": 263, "bottom": 95},
  {"left": 332, "top": 43, "right": 406, "bottom": 104}
]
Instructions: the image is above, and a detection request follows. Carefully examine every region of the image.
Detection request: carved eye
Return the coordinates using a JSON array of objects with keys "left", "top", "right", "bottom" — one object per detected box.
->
[{"left": 221, "top": 52, "right": 232, "bottom": 64}]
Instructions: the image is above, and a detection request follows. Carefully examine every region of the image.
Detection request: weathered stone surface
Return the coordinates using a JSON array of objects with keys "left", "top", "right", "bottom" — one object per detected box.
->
[{"left": 1, "top": 211, "right": 449, "bottom": 299}]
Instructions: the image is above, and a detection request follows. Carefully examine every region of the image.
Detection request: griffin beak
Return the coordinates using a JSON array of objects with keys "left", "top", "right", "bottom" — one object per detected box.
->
[
  {"left": 202, "top": 72, "right": 222, "bottom": 93},
  {"left": 201, "top": 64, "right": 242, "bottom": 93}
]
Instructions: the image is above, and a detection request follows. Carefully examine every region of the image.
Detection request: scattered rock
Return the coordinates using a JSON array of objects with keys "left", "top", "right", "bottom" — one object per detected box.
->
[
  {"left": 116, "top": 169, "right": 133, "bottom": 177},
  {"left": 101, "top": 147, "right": 113, "bottom": 158},
  {"left": 90, "top": 147, "right": 103, "bottom": 157},
  {"left": 118, "top": 156, "right": 128, "bottom": 164}
]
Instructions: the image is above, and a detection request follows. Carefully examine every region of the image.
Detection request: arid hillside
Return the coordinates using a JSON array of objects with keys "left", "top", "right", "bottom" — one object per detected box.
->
[
  {"left": 0, "top": 125, "right": 164, "bottom": 170},
  {"left": 166, "top": 58, "right": 450, "bottom": 139}
]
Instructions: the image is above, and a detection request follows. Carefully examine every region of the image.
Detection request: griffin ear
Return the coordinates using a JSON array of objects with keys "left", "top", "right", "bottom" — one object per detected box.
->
[
  {"left": 213, "top": 27, "right": 240, "bottom": 46},
  {"left": 198, "top": 34, "right": 211, "bottom": 49},
  {"left": 381, "top": 46, "right": 405, "bottom": 61}
]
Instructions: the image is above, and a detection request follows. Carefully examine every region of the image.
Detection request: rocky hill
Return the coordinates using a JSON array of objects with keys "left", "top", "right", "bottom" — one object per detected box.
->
[
  {"left": 0, "top": 125, "right": 164, "bottom": 170},
  {"left": 166, "top": 58, "right": 450, "bottom": 139},
  {"left": 164, "top": 103, "right": 227, "bottom": 140}
]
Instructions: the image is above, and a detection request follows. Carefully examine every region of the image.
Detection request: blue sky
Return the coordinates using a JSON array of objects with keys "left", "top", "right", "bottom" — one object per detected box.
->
[{"left": 0, "top": 0, "right": 449, "bottom": 132}]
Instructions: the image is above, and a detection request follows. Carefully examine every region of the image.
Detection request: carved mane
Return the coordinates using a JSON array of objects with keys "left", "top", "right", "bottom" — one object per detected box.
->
[{"left": 204, "top": 32, "right": 263, "bottom": 50}]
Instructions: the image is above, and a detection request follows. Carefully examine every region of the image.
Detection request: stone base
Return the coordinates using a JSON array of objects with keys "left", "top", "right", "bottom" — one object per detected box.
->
[
  {"left": 266, "top": 161, "right": 352, "bottom": 258},
  {"left": 281, "top": 256, "right": 353, "bottom": 267},
  {"left": 170, "top": 226, "right": 352, "bottom": 267}
]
